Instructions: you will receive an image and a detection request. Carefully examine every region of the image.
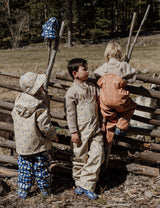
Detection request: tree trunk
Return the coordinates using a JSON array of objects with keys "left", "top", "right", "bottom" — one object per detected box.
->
[{"left": 68, "top": 0, "right": 73, "bottom": 47}]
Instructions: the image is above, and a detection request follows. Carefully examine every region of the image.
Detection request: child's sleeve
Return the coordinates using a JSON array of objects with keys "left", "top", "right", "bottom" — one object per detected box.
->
[
  {"left": 36, "top": 108, "right": 57, "bottom": 141},
  {"left": 119, "top": 62, "right": 136, "bottom": 83},
  {"left": 65, "top": 88, "right": 78, "bottom": 134}
]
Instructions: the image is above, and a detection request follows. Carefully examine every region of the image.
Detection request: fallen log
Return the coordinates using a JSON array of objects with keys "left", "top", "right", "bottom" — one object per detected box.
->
[
  {"left": 134, "top": 151, "right": 160, "bottom": 164},
  {"left": 1, "top": 69, "right": 160, "bottom": 87},
  {"left": 0, "top": 155, "right": 17, "bottom": 165},
  {"left": 0, "top": 71, "right": 20, "bottom": 79},
  {"left": 147, "top": 143, "right": 160, "bottom": 152},
  {"left": 128, "top": 126, "right": 160, "bottom": 138},
  {"left": 56, "top": 71, "right": 73, "bottom": 82},
  {"left": 0, "top": 166, "right": 18, "bottom": 178},
  {"left": 0, "top": 83, "right": 21, "bottom": 92},
  {"left": 0, "top": 109, "right": 11, "bottom": 116},
  {"left": 0, "top": 122, "right": 14, "bottom": 132},
  {"left": 2, "top": 100, "right": 160, "bottom": 121},
  {"left": 136, "top": 104, "right": 160, "bottom": 115},
  {"left": 126, "top": 85, "right": 160, "bottom": 99},
  {"left": 126, "top": 163, "right": 159, "bottom": 177},
  {"left": 136, "top": 74, "right": 160, "bottom": 85},
  {"left": 1, "top": 117, "right": 160, "bottom": 139},
  {"left": 0, "top": 71, "right": 69, "bottom": 91},
  {"left": 0, "top": 136, "right": 15, "bottom": 150},
  {"left": 114, "top": 135, "right": 160, "bottom": 152},
  {"left": 2, "top": 103, "right": 160, "bottom": 132},
  {"left": 56, "top": 71, "right": 160, "bottom": 99},
  {"left": 0, "top": 101, "right": 14, "bottom": 111},
  {"left": 2, "top": 104, "right": 160, "bottom": 129},
  {"left": 0, "top": 100, "right": 66, "bottom": 120},
  {"left": 131, "top": 114, "right": 160, "bottom": 126},
  {"left": 50, "top": 159, "right": 159, "bottom": 178},
  {"left": 0, "top": 82, "right": 64, "bottom": 103}
]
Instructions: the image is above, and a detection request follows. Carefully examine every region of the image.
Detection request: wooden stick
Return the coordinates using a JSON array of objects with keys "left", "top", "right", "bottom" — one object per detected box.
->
[
  {"left": 44, "top": 21, "right": 65, "bottom": 92},
  {"left": 127, "top": 5, "right": 151, "bottom": 61},
  {"left": 125, "top": 12, "right": 136, "bottom": 62},
  {"left": 47, "top": 39, "right": 52, "bottom": 67},
  {"left": 104, "top": 142, "right": 112, "bottom": 172}
]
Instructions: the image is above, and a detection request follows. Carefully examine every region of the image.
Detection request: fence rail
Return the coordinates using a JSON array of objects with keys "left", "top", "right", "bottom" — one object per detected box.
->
[{"left": 0, "top": 71, "right": 160, "bottom": 178}]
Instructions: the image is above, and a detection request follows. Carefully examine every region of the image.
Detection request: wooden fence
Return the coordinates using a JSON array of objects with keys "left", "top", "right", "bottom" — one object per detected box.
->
[{"left": 0, "top": 71, "right": 160, "bottom": 178}]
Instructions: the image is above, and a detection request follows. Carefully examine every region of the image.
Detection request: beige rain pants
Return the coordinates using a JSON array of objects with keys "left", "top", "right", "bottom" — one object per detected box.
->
[{"left": 72, "top": 98, "right": 104, "bottom": 192}]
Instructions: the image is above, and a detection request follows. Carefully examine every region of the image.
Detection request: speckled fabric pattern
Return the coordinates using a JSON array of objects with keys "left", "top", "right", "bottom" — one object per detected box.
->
[
  {"left": 19, "top": 72, "right": 46, "bottom": 95},
  {"left": 65, "top": 80, "right": 104, "bottom": 192},
  {"left": 11, "top": 93, "right": 57, "bottom": 155}
]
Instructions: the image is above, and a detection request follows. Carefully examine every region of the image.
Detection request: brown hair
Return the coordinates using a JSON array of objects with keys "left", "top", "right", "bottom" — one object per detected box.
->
[{"left": 68, "top": 58, "right": 87, "bottom": 79}]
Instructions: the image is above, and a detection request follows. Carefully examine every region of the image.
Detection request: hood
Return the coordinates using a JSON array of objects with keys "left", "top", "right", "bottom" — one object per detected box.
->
[
  {"left": 14, "top": 93, "right": 42, "bottom": 118},
  {"left": 20, "top": 72, "right": 46, "bottom": 96}
]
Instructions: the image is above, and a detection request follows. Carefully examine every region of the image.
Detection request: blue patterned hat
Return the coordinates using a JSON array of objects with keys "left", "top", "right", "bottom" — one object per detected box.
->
[{"left": 41, "top": 17, "right": 59, "bottom": 39}]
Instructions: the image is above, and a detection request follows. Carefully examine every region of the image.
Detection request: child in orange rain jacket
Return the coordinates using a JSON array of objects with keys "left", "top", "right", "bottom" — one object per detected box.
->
[{"left": 94, "top": 41, "right": 137, "bottom": 144}]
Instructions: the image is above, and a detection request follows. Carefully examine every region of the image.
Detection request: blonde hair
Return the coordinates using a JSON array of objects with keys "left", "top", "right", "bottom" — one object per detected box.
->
[{"left": 104, "top": 41, "right": 123, "bottom": 62}]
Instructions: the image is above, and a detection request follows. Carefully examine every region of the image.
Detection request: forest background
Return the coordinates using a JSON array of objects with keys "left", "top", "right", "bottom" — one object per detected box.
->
[{"left": 0, "top": 0, "right": 160, "bottom": 49}]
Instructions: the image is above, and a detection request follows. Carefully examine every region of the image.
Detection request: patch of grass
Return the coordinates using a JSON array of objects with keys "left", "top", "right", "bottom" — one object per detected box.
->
[{"left": 0, "top": 34, "right": 160, "bottom": 103}]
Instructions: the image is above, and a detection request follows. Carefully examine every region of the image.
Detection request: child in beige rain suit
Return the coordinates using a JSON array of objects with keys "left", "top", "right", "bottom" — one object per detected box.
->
[
  {"left": 94, "top": 41, "right": 137, "bottom": 144},
  {"left": 11, "top": 72, "right": 57, "bottom": 199},
  {"left": 65, "top": 58, "right": 104, "bottom": 200}
]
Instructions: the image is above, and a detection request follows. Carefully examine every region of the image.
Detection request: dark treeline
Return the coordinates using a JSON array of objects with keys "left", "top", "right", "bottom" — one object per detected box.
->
[{"left": 0, "top": 0, "right": 160, "bottom": 48}]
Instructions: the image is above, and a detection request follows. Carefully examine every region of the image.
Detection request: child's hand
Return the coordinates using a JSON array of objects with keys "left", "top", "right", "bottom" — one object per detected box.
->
[
  {"left": 101, "top": 122, "right": 106, "bottom": 133},
  {"left": 71, "top": 132, "right": 80, "bottom": 144}
]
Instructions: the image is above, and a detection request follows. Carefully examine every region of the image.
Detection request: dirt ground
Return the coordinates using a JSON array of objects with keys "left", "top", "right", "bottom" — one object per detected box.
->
[{"left": 0, "top": 168, "right": 160, "bottom": 208}]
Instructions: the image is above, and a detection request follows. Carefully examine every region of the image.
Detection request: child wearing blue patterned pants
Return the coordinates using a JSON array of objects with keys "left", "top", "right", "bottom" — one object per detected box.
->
[{"left": 11, "top": 72, "right": 57, "bottom": 199}]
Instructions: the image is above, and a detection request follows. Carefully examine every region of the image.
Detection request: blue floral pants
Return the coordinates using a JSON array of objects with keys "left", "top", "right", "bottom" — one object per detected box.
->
[{"left": 17, "top": 151, "right": 52, "bottom": 198}]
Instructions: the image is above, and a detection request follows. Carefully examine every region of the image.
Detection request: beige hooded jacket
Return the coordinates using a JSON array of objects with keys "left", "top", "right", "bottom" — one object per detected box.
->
[{"left": 11, "top": 72, "right": 57, "bottom": 155}]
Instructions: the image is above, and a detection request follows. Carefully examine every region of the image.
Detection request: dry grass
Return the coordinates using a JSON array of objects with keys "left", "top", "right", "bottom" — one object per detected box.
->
[{"left": 0, "top": 34, "right": 160, "bottom": 103}]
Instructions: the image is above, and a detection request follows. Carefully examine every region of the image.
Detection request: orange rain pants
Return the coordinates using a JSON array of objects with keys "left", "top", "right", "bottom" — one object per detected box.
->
[{"left": 97, "top": 73, "right": 137, "bottom": 144}]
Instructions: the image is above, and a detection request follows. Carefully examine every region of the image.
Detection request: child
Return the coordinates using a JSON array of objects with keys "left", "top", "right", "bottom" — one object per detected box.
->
[
  {"left": 94, "top": 41, "right": 137, "bottom": 144},
  {"left": 65, "top": 58, "right": 104, "bottom": 200},
  {"left": 11, "top": 72, "right": 58, "bottom": 199}
]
